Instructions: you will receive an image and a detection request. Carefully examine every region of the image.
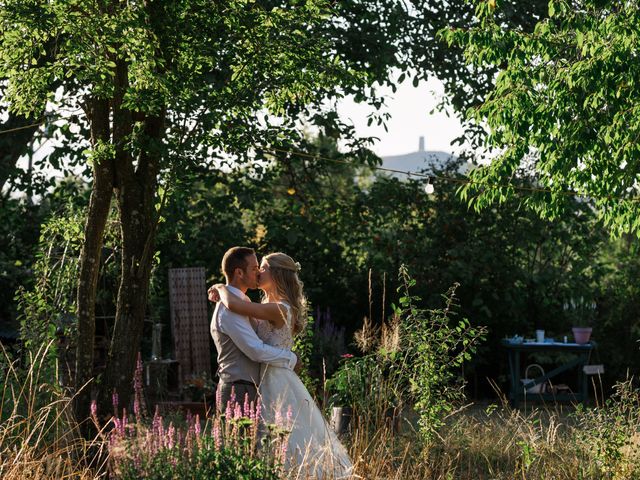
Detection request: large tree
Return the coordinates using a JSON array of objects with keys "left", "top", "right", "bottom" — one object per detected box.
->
[{"left": 443, "top": 0, "right": 640, "bottom": 236}]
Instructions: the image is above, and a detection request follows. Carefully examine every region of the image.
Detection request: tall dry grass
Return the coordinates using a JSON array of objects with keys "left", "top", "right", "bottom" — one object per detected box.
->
[
  {"left": 0, "top": 341, "right": 106, "bottom": 480},
  {"left": 346, "top": 381, "right": 640, "bottom": 480},
  {"left": 2, "top": 340, "right": 640, "bottom": 479}
]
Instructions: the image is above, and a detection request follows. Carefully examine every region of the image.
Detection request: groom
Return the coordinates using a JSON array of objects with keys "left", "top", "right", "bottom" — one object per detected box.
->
[{"left": 208, "top": 246, "right": 299, "bottom": 412}]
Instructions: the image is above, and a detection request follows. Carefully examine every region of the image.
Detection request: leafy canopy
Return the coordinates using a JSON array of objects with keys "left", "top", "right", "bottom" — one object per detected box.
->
[{"left": 442, "top": 0, "right": 640, "bottom": 236}]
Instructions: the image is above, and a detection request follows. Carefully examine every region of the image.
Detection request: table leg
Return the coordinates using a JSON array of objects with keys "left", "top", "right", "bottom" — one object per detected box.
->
[
  {"left": 579, "top": 353, "right": 588, "bottom": 404},
  {"left": 513, "top": 351, "right": 520, "bottom": 408}
]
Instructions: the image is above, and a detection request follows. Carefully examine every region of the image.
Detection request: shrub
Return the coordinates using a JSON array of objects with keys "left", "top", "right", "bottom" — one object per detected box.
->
[{"left": 327, "top": 266, "right": 487, "bottom": 440}]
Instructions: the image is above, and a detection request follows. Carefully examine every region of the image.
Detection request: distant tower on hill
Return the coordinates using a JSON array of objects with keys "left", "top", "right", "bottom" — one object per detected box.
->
[{"left": 381, "top": 136, "right": 467, "bottom": 176}]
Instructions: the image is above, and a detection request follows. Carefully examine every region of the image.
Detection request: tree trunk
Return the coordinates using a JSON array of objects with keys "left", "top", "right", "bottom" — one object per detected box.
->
[
  {"left": 74, "top": 98, "right": 113, "bottom": 421},
  {"left": 104, "top": 111, "right": 165, "bottom": 408}
]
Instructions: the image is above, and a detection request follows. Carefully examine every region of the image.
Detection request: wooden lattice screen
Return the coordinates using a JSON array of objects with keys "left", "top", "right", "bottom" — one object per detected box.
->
[{"left": 168, "top": 267, "right": 211, "bottom": 386}]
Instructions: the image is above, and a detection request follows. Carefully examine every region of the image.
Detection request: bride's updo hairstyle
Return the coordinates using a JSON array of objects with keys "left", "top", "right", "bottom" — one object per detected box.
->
[{"left": 263, "top": 252, "right": 307, "bottom": 335}]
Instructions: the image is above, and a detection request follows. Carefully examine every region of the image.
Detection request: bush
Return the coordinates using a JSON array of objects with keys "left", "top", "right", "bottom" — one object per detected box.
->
[{"left": 327, "top": 266, "right": 487, "bottom": 440}]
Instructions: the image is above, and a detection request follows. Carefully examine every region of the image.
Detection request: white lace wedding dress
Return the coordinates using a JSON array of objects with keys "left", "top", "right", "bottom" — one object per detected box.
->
[{"left": 257, "top": 302, "right": 353, "bottom": 479}]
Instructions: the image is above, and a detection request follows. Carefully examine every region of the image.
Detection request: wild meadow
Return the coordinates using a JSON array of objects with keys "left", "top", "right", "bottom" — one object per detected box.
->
[
  {"left": 2, "top": 277, "right": 639, "bottom": 479},
  {"left": 3, "top": 348, "right": 640, "bottom": 479}
]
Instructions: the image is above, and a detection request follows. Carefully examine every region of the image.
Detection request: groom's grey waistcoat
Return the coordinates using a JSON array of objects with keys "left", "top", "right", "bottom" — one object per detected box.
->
[{"left": 211, "top": 302, "right": 261, "bottom": 384}]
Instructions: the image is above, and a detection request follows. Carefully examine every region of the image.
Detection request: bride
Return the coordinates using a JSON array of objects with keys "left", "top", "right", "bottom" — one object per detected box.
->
[{"left": 211, "top": 252, "right": 353, "bottom": 479}]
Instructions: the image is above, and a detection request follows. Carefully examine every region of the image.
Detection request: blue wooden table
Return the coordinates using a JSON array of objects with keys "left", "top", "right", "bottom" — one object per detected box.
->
[{"left": 501, "top": 339, "right": 596, "bottom": 408}]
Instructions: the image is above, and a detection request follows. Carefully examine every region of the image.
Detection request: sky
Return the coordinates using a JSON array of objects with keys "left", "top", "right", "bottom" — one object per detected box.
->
[{"left": 336, "top": 77, "right": 465, "bottom": 158}]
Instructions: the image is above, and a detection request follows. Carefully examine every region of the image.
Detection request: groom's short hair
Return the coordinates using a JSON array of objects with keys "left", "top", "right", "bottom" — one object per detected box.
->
[{"left": 222, "top": 246, "right": 255, "bottom": 280}]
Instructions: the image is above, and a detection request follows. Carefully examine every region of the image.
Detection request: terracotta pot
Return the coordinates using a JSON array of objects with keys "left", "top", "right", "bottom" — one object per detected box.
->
[{"left": 572, "top": 327, "right": 592, "bottom": 344}]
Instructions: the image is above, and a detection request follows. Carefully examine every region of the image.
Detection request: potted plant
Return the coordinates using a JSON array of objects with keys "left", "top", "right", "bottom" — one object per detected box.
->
[
  {"left": 325, "top": 354, "right": 356, "bottom": 434},
  {"left": 564, "top": 297, "right": 596, "bottom": 344},
  {"left": 326, "top": 352, "right": 404, "bottom": 434},
  {"left": 181, "top": 372, "right": 215, "bottom": 403}
]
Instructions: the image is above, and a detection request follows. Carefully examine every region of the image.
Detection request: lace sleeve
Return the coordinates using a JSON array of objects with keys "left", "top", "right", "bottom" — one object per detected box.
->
[{"left": 277, "top": 302, "right": 293, "bottom": 328}]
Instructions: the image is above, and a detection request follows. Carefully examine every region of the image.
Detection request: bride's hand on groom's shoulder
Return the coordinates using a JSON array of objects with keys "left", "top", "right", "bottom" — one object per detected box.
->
[{"left": 207, "top": 284, "right": 223, "bottom": 303}]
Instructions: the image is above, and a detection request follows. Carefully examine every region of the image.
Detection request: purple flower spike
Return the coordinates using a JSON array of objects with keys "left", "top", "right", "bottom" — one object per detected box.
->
[
  {"left": 133, "top": 397, "right": 140, "bottom": 419},
  {"left": 255, "top": 400, "right": 262, "bottom": 422},
  {"left": 243, "top": 392, "right": 250, "bottom": 417},
  {"left": 194, "top": 414, "right": 201, "bottom": 437},
  {"left": 167, "top": 422, "right": 175, "bottom": 449},
  {"left": 225, "top": 399, "right": 233, "bottom": 420},
  {"left": 229, "top": 386, "right": 236, "bottom": 406},
  {"left": 213, "top": 419, "right": 222, "bottom": 450},
  {"left": 249, "top": 401, "right": 256, "bottom": 424},
  {"left": 112, "top": 391, "right": 119, "bottom": 415},
  {"left": 286, "top": 405, "right": 293, "bottom": 425}
]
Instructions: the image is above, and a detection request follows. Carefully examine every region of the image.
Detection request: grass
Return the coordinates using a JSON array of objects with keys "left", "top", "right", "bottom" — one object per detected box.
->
[
  {"left": 346, "top": 383, "right": 640, "bottom": 480},
  {"left": 0, "top": 341, "right": 106, "bottom": 480},
  {"left": 2, "top": 342, "right": 639, "bottom": 479}
]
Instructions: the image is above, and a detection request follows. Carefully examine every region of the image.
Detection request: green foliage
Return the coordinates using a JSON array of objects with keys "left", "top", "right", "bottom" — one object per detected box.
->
[
  {"left": 0, "top": 199, "right": 44, "bottom": 333},
  {"left": 150, "top": 134, "right": 640, "bottom": 391},
  {"left": 394, "top": 267, "right": 487, "bottom": 439},
  {"left": 596, "top": 238, "right": 640, "bottom": 380},
  {"left": 13, "top": 199, "right": 120, "bottom": 377},
  {"left": 326, "top": 352, "right": 402, "bottom": 430},
  {"left": 15, "top": 205, "right": 85, "bottom": 369},
  {"left": 292, "top": 314, "right": 319, "bottom": 395},
  {"left": 327, "top": 267, "right": 486, "bottom": 440},
  {"left": 573, "top": 378, "right": 640, "bottom": 477},
  {"left": 442, "top": 0, "right": 640, "bottom": 236},
  {"left": 116, "top": 435, "right": 282, "bottom": 480}
]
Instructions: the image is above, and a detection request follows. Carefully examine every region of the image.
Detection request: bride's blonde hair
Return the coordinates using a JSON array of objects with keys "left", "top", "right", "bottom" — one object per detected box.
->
[{"left": 263, "top": 252, "right": 307, "bottom": 336}]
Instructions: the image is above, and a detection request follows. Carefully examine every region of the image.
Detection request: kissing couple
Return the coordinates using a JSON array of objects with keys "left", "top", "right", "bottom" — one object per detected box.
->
[{"left": 208, "top": 247, "right": 354, "bottom": 479}]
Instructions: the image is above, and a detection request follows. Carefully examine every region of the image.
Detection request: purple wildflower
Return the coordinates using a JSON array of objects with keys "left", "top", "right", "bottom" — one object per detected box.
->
[
  {"left": 213, "top": 419, "right": 222, "bottom": 450},
  {"left": 286, "top": 405, "right": 293, "bottom": 426},
  {"left": 112, "top": 391, "right": 119, "bottom": 416},
  {"left": 167, "top": 422, "right": 175, "bottom": 449},
  {"left": 225, "top": 399, "right": 233, "bottom": 420},
  {"left": 255, "top": 400, "right": 262, "bottom": 423},
  {"left": 121, "top": 409, "right": 127, "bottom": 436},
  {"left": 194, "top": 414, "right": 201, "bottom": 437},
  {"left": 133, "top": 352, "right": 144, "bottom": 419},
  {"left": 243, "top": 392, "right": 250, "bottom": 417}
]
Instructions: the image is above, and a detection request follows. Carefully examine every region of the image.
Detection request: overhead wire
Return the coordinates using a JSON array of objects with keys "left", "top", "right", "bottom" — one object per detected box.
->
[{"left": 0, "top": 116, "right": 637, "bottom": 204}]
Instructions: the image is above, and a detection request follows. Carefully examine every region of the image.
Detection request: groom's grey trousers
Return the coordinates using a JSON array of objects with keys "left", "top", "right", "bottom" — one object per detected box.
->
[{"left": 216, "top": 379, "right": 258, "bottom": 414}]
